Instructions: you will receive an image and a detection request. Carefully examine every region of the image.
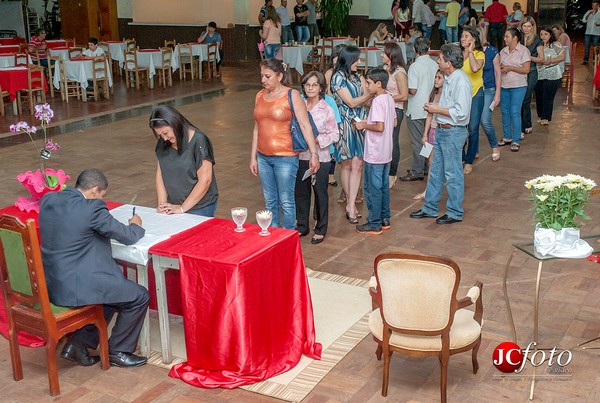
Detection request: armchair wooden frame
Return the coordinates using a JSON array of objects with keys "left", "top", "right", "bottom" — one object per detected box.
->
[
  {"left": 178, "top": 44, "right": 196, "bottom": 81},
  {"left": 204, "top": 43, "right": 218, "bottom": 80},
  {"left": 124, "top": 50, "right": 150, "bottom": 89},
  {"left": 369, "top": 253, "right": 483, "bottom": 402},
  {"left": 158, "top": 47, "right": 173, "bottom": 88},
  {"left": 302, "top": 45, "right": 323, "bottom": 78},
  {"left": 0, "top": 215, "right": 110, "bottom": 396},
  {"left": 164, "top": 39, "right": 176, "bottom": 49},
  {"left": 17, "top": 65, "right": 46, "bottom": 115},
  {"left": 46, "top": 55, "right": 59, "bottom": 98},
  {"left": 91, "top": 55, "right": 110, "bottom": 101},
  {"left": 57, "top": 59, "right": 82, "bottom": 103}
]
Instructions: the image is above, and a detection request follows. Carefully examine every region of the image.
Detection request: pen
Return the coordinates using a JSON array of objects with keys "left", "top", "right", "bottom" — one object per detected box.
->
[{"left": 132, "top": 207, "right": 136, "bottom": 217}]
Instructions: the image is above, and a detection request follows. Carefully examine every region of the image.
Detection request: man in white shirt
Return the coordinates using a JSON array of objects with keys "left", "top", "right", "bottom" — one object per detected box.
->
[
  {"left": 277, "top": 0, "right": 294, "bottom": 44},
  {"left": 400, "top": 38, "right": 438, "bottom": 182},
  {"left": 82, "top": 37, "right": 105, "bottom": 57},
  {"left": 582, "top": 0, "right": 600, "bottom": 65},
  {"left": 412, "top": 0, "right": 425, "bottom": 32},
  {"left": 410, "top": 44, "right": 472, "bottom": 225}
]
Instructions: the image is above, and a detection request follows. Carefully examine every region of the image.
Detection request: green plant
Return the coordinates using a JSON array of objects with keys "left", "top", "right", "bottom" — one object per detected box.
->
[
  {"left": 525, "top": 174, "right": 596, "bottom": 230},
  {"left": 318, "top": 0, "right": 354, "bottom": 37}
]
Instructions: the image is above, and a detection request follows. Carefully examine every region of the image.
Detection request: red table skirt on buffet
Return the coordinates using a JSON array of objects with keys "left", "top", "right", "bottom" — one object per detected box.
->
[
  {"left": 0, "top": 202, "right": 121, "bottom": 347},
  {"left": 148, "top": 218, "right": 322, "bottom": 388}
]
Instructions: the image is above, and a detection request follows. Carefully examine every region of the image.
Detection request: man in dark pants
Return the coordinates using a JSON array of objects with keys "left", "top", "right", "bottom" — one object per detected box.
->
[
  {"left": 39, "top": 169, "right": 149, "bottom": 368},
  {"left": 484, "top": 0, "right": 508, "bottom": 52}
]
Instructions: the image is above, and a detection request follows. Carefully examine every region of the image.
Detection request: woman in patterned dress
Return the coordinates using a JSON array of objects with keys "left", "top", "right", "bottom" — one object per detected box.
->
[{"left": 330, "top": 46, "right": 373, "bottom": 223}]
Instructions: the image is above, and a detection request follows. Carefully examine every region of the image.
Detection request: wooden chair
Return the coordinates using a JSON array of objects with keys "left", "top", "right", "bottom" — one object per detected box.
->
[
  {"left": 0, "top": 84, "right": 10, "bottom": 116},
  {"left": 164, "top": 39, "right": 176, "bottom": 49},
  {"left": 349, "top": 35, "right": 360, "bottom": 47},
  {"left": 123, "top": 50, "right": 149, "bottom": 89},
  {"left": 313, "top": 35, "right": 321, "bottom": 46},
  {"left": 178, "top": 44, "right": 196, "bottom": 80},
  {"left": 65, "top": 38, "right": 77, "bottom": 47},
  {"left": 18, "top": 43, "right": 29, "bottom": 54},
  {"left": 125, "top": 39, "right": 137, "bottom": 52},
  {"left": 15, "top": 53, "right": 29, "bottom": 67},
  {"left": 357, "top": 47, "right": 368, "bottom": 75},
  {"left": 17, "top": 65, "right": 46, "bottom": 115},
  {"left": 369, "top": 253, "right": 483, "bottom": 402},
  {"left": 99, "top": 41, "right": 120, "bottom": 76},
  {"left": 27, "top": 47, "right": 40, "bottom": 66},
  {"left": 68, "top": 47, "right": 83, "bottom": 59},
  {"left": 157, "top": 47, "right": 173, "bottom": 88},
  {"left": 203, "top": 43, "right": 218, "bottom": 80},
  {"left": 57, "top": 59, "right": 81, "bottom": 103},
  {"left": 322, "top": 37, "right": 334, "bottom": 67},
  {"left": 562, "top": 42, "right": 576, "bottom": 92},
  {"left": 46, "top": 56, "right": 59, "bottom": 98},
  {"left": 0, "top": 215, "right": 110, "bottom": 396},
  {"left": 90, "top": 55, "right": 110, "bottom": 101},
  {"left": 302, "top": 45, "right": 323, "bottom": 76}
]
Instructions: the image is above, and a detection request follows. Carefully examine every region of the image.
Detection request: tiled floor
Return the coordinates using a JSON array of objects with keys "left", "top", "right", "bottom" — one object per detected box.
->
[{"left": 1, "top": 59, "right": 600, "bottom": 402}]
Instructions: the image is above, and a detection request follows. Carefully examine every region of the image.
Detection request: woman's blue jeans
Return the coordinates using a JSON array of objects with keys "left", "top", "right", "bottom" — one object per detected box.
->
[
  {"left": 187, "top": 201, "right": 217, "bottom": 217},
  {"left": 500, "top": 86, "right": 527, "bottom": 144},
  {"left": 295, "top": 25, "right": 309, "bottom": 43},
  {"left": 481, "top": 87, "right": 499, "bottom": 148},
  {"left": 264, "top": 44, "right": 280, "bottom": 59},
  {"left": 463, "top": 88, "right": 484, "bottom": 164},
  {"left": 257, "top": 153, "right": 299, "bottom": 229}
]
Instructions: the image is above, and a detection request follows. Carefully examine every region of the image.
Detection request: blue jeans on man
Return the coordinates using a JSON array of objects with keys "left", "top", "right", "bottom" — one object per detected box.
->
[
  {"left": 500, "top": 86, "right": 527, "bottom": 144},
  {"left": 422, "top": 25, "right": 432, "bottom": 41},
  {"left": 463, "top": 88, "right": 484, "bottom": 164},
  {"left": 363, "top": 162, "right": 390, "bottom": 228},
  {"left": 584, "top": 34, "right": 600, "bottom": 62},
  {"left": 295, "top": 25, "right": 310, "bottom": 43},
  {"left": 264, "top": 44, "right": 281, "bottom": 59},
  {"left": 421, "top": 126, "right": 467, "bottom": 221},
  {"left": 281, "top": 25, "right": 294, "bottom": 44},
  {"left": 445, "top": 26, "right": 458, "bottom": 43},
  {"left": 481, "top": 87, "right": 499, "bottom": 148},
  {"left": 257, "top": 153, "right": 299, "bottom": 229}
]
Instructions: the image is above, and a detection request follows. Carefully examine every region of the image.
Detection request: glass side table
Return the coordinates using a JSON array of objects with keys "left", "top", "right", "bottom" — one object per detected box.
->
[{"left": 502, "top": 233, "right": 600, "bottom": 400}]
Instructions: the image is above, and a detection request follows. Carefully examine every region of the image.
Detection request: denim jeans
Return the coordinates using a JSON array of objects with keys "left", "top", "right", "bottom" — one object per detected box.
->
[
  {"left": 481, "top": 87, "right": 498, "bottom": 148},
  {"left": 295, "top": 25, "right": 309, "bottom": 43},
  {"left": 500, "top": 86, "right": 527, "bottom": 144},
  {"left": 446, "top": 26, "right": 458, "bottom": 43},
  {"left": 187, "top": 201, "right": 217, "bottom": 217},
  {"left": 363, "top": 162, "right": 390, "bottom": 227},
  {"left": 264, "top": 44, "right": 280, "bottom": 59},
  {"left": 584, "top": 34, "right": 600, "bottom": 62},
  {"left": 389, "top": 108, "right": 404, "bottom": 176},
  {"left": 463, "top": 88, "right": 484, "bottom": 164},
  {"left": 281, "top": 25, "right": 294, "bottom": 44},
  {"left": 521, "top": 69, "right": 538, "bottom": 131},
  {"left": 257, "top": 153, "right": 299, "bottom": 229},
  {"left": 422, "top": 25, "right": 432, "bottom": 41},
  {"left": 422, "top": 126, "right": 467, "bottom": 220}
]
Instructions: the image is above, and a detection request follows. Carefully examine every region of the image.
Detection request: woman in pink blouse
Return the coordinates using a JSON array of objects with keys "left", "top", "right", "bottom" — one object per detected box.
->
[{"left": 295, "top": 71, "right": 340, "bottom": 244}]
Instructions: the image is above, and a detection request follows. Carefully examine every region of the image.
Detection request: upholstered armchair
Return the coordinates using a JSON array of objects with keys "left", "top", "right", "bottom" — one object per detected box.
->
[{"left": 369, "top": 253, "right": 483, "bottom": 402}]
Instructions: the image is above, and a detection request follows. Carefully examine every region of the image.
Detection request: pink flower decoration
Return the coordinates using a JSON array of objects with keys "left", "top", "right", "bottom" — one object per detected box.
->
[
  {"left": 15, "top": 168, "right": 70, "bottom": 213},
  {"left": 45, "top": 139, "right": 60, "bottom": 151}
]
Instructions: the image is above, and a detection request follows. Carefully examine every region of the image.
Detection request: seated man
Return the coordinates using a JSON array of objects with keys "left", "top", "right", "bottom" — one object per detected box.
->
[
  {"left": 82, "top": 37, "right": 105, "bottom": 57},
  {"left": 198, "top": 21, "right": 223, "bottom": 77},
  {"left": 39, "top": 168, "right": 149, "bottom": 368},
  {"left": 28, "top": 29, "right": 51, "bottom": 68}
]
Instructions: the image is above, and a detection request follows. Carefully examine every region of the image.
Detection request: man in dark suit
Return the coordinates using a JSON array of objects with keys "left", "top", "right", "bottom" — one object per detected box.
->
[{"left": 39, "top": 169, "right": 149, "bottom": 368}]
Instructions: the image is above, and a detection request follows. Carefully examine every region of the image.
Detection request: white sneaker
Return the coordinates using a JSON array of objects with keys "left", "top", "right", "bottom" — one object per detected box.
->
[{"left": 389, "top": 175, "right": 397, "bottom": 189}]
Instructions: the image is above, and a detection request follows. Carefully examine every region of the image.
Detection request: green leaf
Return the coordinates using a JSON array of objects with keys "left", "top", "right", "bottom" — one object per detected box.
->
[{"left": 46, "top": 174, "right": 59, "bottom": 188}]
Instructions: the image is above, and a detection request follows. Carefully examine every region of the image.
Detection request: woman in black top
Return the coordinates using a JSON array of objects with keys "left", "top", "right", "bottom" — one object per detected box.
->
[{"left": 150, "top": 105, "right": 218, "bottom": 217}]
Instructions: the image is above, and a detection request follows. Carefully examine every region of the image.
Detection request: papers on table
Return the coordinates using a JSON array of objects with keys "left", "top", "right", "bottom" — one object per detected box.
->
[
  {"left": 109, "top": 204, "right": 212, "bottom": 265},
  {"left": 419, "top": 142, "right": 433, "bottom": 158}
]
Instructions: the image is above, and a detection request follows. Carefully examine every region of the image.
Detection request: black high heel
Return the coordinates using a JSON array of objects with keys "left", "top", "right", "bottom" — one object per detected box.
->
[{"left": 345, "top": 211, "right": 359, "bottom": 224}]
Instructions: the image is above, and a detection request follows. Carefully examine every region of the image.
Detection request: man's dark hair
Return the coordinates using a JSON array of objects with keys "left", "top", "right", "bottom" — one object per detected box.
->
[
  {"left": 440, "top": 43, "right": 464, "bottom": 69},
  {"left": 75, "top": 169, "right": 108, "bottom": 191},
  {"left": 414, "top": 37, "right": 429, "bottom": 55},
  {"left": 366, "top": 67, "right": 390, "bottom": 88},
  {"left": 88, "top": 37, "right": 99, "bottom": 45},
  {"left": 208, "top": 21, "right": 217, "bottom": 29}
]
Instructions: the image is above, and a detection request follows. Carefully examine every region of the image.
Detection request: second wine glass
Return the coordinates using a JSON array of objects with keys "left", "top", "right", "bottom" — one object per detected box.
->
[{"left": 256, "top": 209, "right": 272, "bottom": 236}]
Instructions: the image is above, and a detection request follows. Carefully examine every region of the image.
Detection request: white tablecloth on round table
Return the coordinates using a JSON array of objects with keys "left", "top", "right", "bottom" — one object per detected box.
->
[
  {"left": 53, "top": 58, "right": 113, "bottom": 90},
  {"left": 282, "top": 45, "right": 313, "bottom": 76},
  {"left": 48, "top": 48, "right": 70, "bottom": 61},
  {"left": 0, "top": 54, "right": 32, "bottom": 68},
  {"left": 135, "top": 50, "right": 163, "bottom": 78},
  {"left": 105, "top": 41, "right": 127, "bottom": 67},
  {"left": 358, "top": 47, "right": 383, "bottom": 69}
]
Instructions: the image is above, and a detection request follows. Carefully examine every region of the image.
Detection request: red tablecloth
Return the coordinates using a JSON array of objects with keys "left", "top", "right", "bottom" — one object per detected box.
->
[
  {"left": 0, "top": 45, "right": 19, "bottom": 53},
  {"left": 149, "top": 218, "right": 322, "bottom": 388},
  {"left": 45, "top": 40, "right": 67, "bottom": 50},
  {"left": 0, "top": 67, "right": 48, "bottom": 101},
  {"left": 0, "top": 37, "right": 25, "bottom": 46},
  {"left": 0, "top": 202, "right": 121, "bottom": 347}
]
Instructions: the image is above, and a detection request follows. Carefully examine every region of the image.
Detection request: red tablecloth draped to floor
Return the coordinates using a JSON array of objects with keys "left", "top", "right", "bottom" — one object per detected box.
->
[
  {"left": 149, "top": 218, "right": 322, "bottom": 389},
  {"left": 0, "top": 202, "right": 121, "bottom": 347},
  {"left": 0, "top": 67, "right": 48, "bottom": 101}
]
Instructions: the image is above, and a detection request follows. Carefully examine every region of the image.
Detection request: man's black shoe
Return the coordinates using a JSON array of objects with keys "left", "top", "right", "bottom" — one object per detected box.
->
[
  {"left": 436, "top": 214, "right": 461, "bottom": 225},
  {"left": 109, "top": 352, "right": 147, "bottom": 367},
  {"left": 399, "top": 173, "right": 424, "bottom": 182},
  {"left": 61, "top": 342, "right": 100, "bottom": 366},
  {"left": 409, "top": 209, "right": 437, "bottom": 219}
]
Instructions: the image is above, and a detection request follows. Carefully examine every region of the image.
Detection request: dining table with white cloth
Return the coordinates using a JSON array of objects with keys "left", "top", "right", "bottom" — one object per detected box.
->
[
  {"left": 53, "top": 58, "right": 113, "bottom": 101},
  {"left": 105, "top": 40, "right": 127, "bottom": 67},
  {"left": 282, "top": 44, "right": 313, "bottom": 76},
  {"left": 0, "top": 54, "right": 31, "bottom": 68},
  {"left": 172, "top": 43, "right": 220, "bottom": 78},
  {"left": 47, "top": 47, "right": 70, "bottom": 61}
]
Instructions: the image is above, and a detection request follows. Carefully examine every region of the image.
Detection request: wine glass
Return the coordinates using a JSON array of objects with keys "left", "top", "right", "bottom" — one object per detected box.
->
[
  {"left": 256, "top": 210, "right": 273, "bottom": 236},
  {"left": 231, "top": 207, "right": 247, "bottom": 232}
]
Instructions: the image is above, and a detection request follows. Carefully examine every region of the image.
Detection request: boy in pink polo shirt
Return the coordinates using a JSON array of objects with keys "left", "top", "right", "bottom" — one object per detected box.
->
[{"left": 354, "top": 67, "right": 397, "bottom": 235}]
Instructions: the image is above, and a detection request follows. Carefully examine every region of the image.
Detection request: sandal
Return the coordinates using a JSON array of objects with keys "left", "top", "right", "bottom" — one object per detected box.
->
[
  {"left": 520, "top": 132, "right": 525, "bottom": 140},
  {"left": 525, "top": 127, "right": 533, "bottom": 134},
  {"left": 491, "top": 152, "right": 501, "bottom": 162},
  {"left": 337, "top": 190, "right": 347, "bottom": 203},
  {"left": 463, "top": 164, "right": 473, "bottom": 175},
  {"left": 497, "top": 139, "right": 512, "bottom": 146},
  {"left": 413, "top": 191, "right": 426, "bottom": 200},
  {"left": 510, "top": 143, "right": 520, "bottom": 152},
  {"left": 345, "top": 211, "right": 359, "bottom": 224}
]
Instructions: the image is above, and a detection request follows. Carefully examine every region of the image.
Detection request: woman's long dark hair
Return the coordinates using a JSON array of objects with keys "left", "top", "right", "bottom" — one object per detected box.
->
[
  {"left": 399, "top": 0, "right": 409, "bottom": 11},
  {"left": 429, "top": 70, "right": 441, "bottom": 102},
  {"left": 539, "top": 26, "right": 553, "bottom": 46},
  {"left": 149, "top": 105, "right": 195, "bottom": 155},
  {"left": 461, "top": 26, "right": 483, "bottom": 51},
  {"left": 334, "top": 45, "right": 360, "bottom": 79},
  {"left": 383, "top": 42, "right": 406, "bottom": 72}
]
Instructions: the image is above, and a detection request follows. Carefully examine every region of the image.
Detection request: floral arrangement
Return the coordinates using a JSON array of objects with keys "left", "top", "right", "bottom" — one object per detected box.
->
[
  {"left": 10, "top": 103, "right": 70, "bottom": 212},
  {"left": 525, "top": 174, "right": 597, "bottom": 230}
]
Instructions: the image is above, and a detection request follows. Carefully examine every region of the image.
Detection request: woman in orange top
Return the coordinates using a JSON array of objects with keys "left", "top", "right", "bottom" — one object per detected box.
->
[{"left": 250, "top": 58, "right": 320, "bottom": 229}]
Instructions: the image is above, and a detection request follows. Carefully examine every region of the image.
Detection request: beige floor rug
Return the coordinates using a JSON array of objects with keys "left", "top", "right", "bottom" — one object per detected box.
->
[{"left": 146, "top": 268, "right": 372, "bottom": 402}]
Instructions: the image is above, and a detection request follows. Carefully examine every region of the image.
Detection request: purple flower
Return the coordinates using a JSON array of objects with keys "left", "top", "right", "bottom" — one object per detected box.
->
[
  {"left": 45, "top": 139, "right": 60, "bottom": 151},
  {"left": 34, "top": 103, "right": 54, "bottom": 124},
  {"left": 9, "top": 121, "right": 36, "bottom": 134}
]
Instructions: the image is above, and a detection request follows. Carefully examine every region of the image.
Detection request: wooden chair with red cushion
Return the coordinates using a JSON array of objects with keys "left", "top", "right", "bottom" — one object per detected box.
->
[{"left": 0, "top": 215, "right": 110, "bottom": 396}]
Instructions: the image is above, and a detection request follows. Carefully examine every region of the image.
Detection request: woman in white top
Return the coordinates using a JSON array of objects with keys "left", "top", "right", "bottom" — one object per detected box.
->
[
  {"left": 534, "top": 26, "right": 565, "bottom": 126},
  {"left": 395, "top": 0, "right": 411, "bottom": 38},
  {"left": 381, "top": 42, "right": 408, "bottom": 188},
  {"left": 369, "top": 23, "right": 392, "bottom": 46}
]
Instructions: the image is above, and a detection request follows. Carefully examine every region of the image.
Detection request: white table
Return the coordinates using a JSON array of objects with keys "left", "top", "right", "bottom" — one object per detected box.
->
[
  {"left": 105, "top": 41, "right": 127, "bottom": 67},
  {"left": 172, "top": 43, "right": 220, "bottom": 79},
  {"left": 0, "top": 54, "right": 31, "bottom": 68},
  {"left": 282, "top": 44, "right": 313, "bottom": 75},
  {"left": 48, "top": 48, "right": 70, "bottom": 61},
  {"left": 359, "top": 47, "right": 383, "bottom": 69},
  {"left": 53, "top": 58, "right": 113, "bottom": 101},
  {"left": 108, "top": 205, "right": 212, "bottom": 358},
  {"left": 135, "top": 49, "right": 162, "bottom": 80}
]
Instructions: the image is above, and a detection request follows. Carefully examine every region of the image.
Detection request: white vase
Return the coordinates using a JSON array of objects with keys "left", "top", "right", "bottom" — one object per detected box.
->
[{"left": 533, "top": 227, "right": 593, "bottom": 258}]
